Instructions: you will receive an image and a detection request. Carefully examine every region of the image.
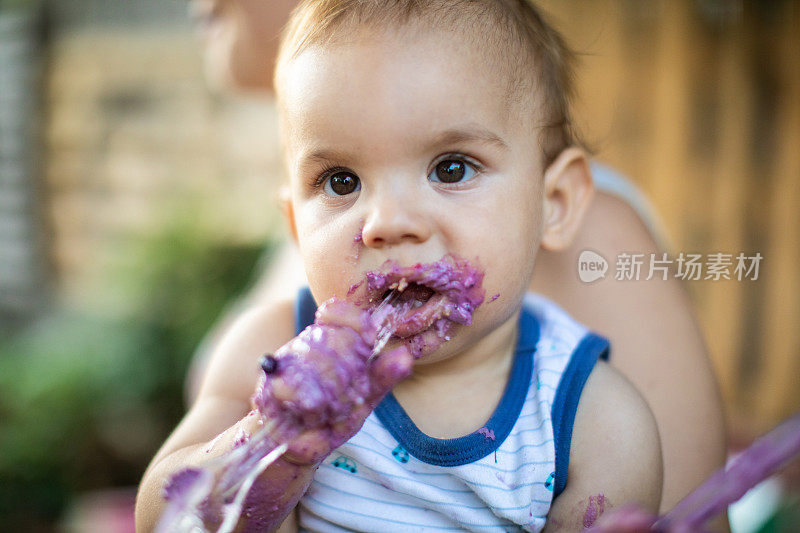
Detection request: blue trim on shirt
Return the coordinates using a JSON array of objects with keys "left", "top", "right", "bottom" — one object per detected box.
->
[
  {"left": 374, "top": 306, "right": 538, "bottom": 466},
  {"left": 295, "top": 287, "right": 318, "bottom": 335},
  {"left": 550, "top": 333, "right": 610, "bottom": 497}
]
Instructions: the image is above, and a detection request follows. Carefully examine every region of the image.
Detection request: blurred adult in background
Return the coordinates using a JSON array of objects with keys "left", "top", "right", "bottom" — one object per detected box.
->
[
  {"left": 187, "top": 0, "right": 727, "bottom": 518},
  {"left": 193, "top": 0, "right": 296, "bottom": 92}
]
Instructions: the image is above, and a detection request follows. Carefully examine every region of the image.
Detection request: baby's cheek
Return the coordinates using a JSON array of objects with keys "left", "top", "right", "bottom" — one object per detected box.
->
[
  {"left": 306, "top": 277, "right": 346, "bottom": 309},
  {"left": 489, "top": 253, "right": 533, "bottom": 297}
]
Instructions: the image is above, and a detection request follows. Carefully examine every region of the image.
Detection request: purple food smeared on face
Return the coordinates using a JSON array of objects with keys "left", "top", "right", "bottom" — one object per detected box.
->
[
  {"left": 252, "top": 255, "right": 485, "bottom": 432},
  {"left": 352, "top": 229, "right": 364, "bottom": 262},
  {"left": 489, "top": 293, "right": 500, "bottom": 302},
  {"left": 357, "top": 254, "right": 485, "bottom": 358}
]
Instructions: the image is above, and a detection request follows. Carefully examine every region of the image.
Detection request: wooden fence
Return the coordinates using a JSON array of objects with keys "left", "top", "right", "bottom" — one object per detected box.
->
[
  {"left": 0, "top": 6, "right": 48, "bottom": 320},
  {"left": 540, "top": 0, "right": 800, "bottom": 434}
]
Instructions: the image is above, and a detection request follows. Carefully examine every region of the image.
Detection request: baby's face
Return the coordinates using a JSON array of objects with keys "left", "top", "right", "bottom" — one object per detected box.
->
[{"left": 280, "top": 26, "right": 547, "bottom": 362}]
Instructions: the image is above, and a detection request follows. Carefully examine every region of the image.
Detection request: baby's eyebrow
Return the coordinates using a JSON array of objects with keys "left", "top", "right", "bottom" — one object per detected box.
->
[
  {"left": 428, "top": 125, "right": 509, "bottom": 152},
  {"left": 296, "top": 147, "right": 355, "bottom": 172},
  {"left": 295, "top": 124, "right": 508, "bottom": 172}
]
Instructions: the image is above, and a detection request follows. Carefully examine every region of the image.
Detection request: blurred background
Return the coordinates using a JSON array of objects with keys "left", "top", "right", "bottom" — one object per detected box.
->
[{"left": 0, "top": 0, "right": 797, "bottom": 531}]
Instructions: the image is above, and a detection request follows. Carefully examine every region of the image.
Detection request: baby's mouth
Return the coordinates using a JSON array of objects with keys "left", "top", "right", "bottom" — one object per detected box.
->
[
  {"left": 352, "top": 255, "right": 486, "bottom": 355},
  {"left": 379, "top": 282, "right": 446, "bottom": 338}
]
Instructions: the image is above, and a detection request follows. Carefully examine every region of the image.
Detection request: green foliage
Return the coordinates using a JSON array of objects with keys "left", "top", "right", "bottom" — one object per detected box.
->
[
  {"left": 0, "top": 220, "right": 269, "bottom": 528},
  {"left": 0, "top": 0, "right": 35, "bottom": 11}
]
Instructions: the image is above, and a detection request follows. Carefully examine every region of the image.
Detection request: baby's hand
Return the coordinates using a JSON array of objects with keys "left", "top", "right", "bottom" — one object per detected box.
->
[{"left": 251, "top": 298, "right": 413, "bottom": 465}]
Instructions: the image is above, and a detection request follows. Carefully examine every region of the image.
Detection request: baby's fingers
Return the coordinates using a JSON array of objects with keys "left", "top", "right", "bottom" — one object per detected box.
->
[
  {"left": 284, "top": 428, "right": 334, "bottom": 465},
  {"left": 254, "top": 357, "right": 330, "bottom": 428},
  {"left": 367, "top": 345, "right": 413, "bottom": 403},
  {"left": 315, "top": 299, "right": 374, "bottom": 343}
]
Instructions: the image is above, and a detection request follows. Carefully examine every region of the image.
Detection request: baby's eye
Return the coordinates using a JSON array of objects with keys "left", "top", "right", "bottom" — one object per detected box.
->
[
  {"left": 324, "top": 171, "right": 361, "bottom": 196},
  {"left": 428, "top": 157, "right": 478, "bottom": 184}
]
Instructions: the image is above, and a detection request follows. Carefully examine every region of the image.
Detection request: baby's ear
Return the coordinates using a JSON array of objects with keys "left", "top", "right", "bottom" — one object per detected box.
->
[
  {"left": 279, "top": 184, "right": 299, "bottom": 243},
  {"left": 540, "top": 147, "right": 594, "bottom": 251}
]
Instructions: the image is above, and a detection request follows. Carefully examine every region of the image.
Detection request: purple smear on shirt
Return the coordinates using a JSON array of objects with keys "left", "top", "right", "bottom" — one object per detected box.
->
[{"left": 477, "top": 427, "right": 495, "bottom": 440}]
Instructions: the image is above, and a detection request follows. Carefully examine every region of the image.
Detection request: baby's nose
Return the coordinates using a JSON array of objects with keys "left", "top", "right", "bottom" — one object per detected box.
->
[{"left": 360, "top": 193, "right": 432, "bottom": 248}]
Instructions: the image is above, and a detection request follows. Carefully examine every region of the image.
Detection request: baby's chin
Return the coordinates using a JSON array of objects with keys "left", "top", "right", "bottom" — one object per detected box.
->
[
  {"left": 396, "top": 310, "right": 505, "bottom": 366},
  {"left": 386, "top": 323, "right": 459, "bottom": 361}
]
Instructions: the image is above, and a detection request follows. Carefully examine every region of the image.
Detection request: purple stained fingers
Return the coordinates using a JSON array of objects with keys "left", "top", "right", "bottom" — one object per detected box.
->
[{"left": 251, "top": 297, "right": 413, "bottom": 464}]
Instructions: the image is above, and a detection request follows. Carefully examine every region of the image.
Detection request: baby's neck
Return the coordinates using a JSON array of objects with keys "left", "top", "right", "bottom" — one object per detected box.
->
[{"left": 391, "top": 311, "right": 520, "bottom": 439}]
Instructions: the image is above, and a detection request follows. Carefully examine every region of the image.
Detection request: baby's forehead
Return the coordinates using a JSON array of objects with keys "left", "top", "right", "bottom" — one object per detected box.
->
[
  {"left": 279, "top": 42, "right": 539, "bottom": 166},
  {"left": 278, "top": 24, "right": 541, "bottom": 141}
]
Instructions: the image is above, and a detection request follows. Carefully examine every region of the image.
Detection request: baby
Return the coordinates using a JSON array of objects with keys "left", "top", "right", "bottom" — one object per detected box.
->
[{"left": 137, "top": 1, "right": 662, "bottom": 531}]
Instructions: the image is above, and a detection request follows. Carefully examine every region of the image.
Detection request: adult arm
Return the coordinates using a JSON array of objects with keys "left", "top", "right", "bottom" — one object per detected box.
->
[{"left": 530, "top": 191, "right": 727, "bottom": 513}]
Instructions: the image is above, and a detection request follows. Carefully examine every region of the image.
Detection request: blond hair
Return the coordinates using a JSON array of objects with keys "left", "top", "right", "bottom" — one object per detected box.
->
[{"left": 274, "top": 0, "right": 581, "bottom": 166}]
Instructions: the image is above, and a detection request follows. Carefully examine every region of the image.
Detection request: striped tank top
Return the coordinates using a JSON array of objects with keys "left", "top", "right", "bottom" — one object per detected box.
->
[{"left": 293, "top": 289, "right": 610, "bottom": 532}]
